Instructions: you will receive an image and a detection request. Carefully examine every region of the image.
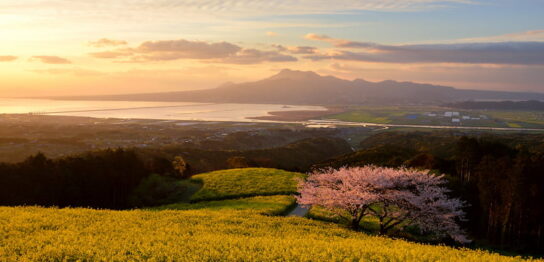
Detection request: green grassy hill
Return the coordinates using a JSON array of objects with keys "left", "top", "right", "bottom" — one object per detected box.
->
[
  {"left": 188, "top": 168, "right": 304, "bottom": 202},
  {"left": 0, "top": 168, "right": 538, "bottom": 261},
  {"left": 157, "top": 195, "right": 296, "bottom": 216}
]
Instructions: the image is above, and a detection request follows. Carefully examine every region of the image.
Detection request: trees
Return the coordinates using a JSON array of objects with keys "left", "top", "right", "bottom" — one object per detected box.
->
[
  {"left": 296, "top": 167, "right": 377, "bottom": 230},
  {"left": 314, "top": 133, "right": 544, "bottom": 251},
  {"left": 129, "top": 174, "right": 187, "bottom": 207},
  {"left": 297, "top": 166, "right": 468, "bottom": 243},
  {"left": 172, "top": 156, "right": 188, "bottom": 178},
  {"left": 226, "top": 156, "right": 250, "bottom": 169},
  {"left": 0, "top": 149, "right": 151, "bottom": 209}
]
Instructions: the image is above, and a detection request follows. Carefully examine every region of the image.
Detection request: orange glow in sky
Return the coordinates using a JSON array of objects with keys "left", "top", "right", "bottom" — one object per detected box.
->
[{"left": 1, "top": 0, "right": 543, "bottom": 97}]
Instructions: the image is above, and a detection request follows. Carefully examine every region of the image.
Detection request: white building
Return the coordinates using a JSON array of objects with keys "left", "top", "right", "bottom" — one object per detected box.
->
[
  {"left": 462, "top": 116, "right": 470, "bottom": 120},
  {"left": 452, "top": 112, "right": 460, "bottom": 116},
  {"left": 452, "top": 118, "right": 461, "bottom": 123},
  {"left": 444, "top": 112, "right": 453, "bottom": 117}
]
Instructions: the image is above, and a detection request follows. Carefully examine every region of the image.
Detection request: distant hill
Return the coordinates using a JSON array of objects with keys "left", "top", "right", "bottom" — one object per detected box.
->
[
  {"left": 445, "top": 100, "right": 544, "bottom": 111},
  {"left": 54, "top": 69, "right": 544, "bottom": 105}
]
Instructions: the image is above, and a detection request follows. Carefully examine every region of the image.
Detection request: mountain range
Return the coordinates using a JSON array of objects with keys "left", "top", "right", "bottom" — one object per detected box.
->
[{"left": 55, "top": 69, "right": 544, "bottom": 105}]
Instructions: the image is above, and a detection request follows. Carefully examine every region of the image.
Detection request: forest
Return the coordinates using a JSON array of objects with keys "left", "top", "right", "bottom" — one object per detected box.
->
[
  {"left": 319, "top": 132, "right": 544, "bottom": 253},
  {"left": 0, "top": 137, "right": 350, "bottom": 209}
]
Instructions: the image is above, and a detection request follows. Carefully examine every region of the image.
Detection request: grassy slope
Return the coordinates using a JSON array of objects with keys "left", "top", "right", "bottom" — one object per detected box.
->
[
  {"left": 155, "top": 195, "right": 296, "bottom": 216},
  {"left": 189, "top": 168, "right": 304, "bottom": 202}
]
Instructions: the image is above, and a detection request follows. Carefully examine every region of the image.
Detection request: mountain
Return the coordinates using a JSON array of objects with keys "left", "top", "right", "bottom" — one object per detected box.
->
[
  {"left": 54, "top": 69, "right": 544, "bottom": 105},
  {"left": 445, "top": 100, "right": 544, "bottom": 111}
]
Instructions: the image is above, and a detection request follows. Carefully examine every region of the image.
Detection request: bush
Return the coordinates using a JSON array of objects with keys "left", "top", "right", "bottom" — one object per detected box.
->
[{"left": 129, "top": 174, "right": 188, "bottom": 207}]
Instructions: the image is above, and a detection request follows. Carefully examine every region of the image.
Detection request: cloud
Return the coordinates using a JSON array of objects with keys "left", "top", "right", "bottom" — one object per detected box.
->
[
  {"left": 31, "top": 56, "right": 72, "bottom": 64},
  {"left": 92, "top": 38, "right": 297, "bottom": 64},
  {"left": 305, "top": 35, "right": 544, "bottom": 65},
  {"left": 305, "top": 33, "right": 382, "bottom": 49},
  {"left": 304, "top": 33, "right": 334, "bottom": 42},
  {"left": 89, "top": 38, "right": 128, "bottom": 48},
  {"left": 266, "top": 32, "right": 279, "bottom": 37},
  {"left": 288, "top": 46, "right": 318, "bottom": 54},
  {"left": 0, "top": 56, "right": 18, "bottom": 62},
  {"left": 272, "top": 44, "right": 317, "bottom": 54},
  {"left": 220, "top": 49, "right": 297, "bottom": 64},
  {"left": 135, "top": 39, "right": 241, "bottom": 60},
  {"left": 458, "top": 29, "right": 544, "bottom": 43},
  {"left": 31, "top": 68, "right": 105, "bottom": 77},
  {"left": 89, "top": 51, "right": 131, "bottom": 59}
]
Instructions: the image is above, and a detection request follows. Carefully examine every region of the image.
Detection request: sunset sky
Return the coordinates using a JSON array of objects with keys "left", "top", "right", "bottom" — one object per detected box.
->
[{"left": 1, "top": 0, "right": 543, "bottom": 97}]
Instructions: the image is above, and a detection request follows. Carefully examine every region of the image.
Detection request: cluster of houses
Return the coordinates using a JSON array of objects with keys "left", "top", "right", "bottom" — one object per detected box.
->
[{"left": 424, "top": 111, "right": 488, "bottom": 124}]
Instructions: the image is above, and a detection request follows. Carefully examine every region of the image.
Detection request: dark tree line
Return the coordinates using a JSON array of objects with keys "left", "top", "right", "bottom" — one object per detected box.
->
[
  {"left": 0, "top": 149, "right": 153, "bottom": 209},
  {"left": 318, "top": 132, "right": 544, "bottom": 253},
  {"left": 0, "top": 137, "right": 352, "bottom": 209},
  {"left": 453, "top": 137, "right": 544, "bottom": 252}
]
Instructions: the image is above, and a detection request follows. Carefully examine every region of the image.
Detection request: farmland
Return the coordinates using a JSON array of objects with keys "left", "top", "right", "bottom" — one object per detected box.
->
[
  {"left": 2, "top": 206, "right": 538, "bottom": 262},
  {"left": 0, "top": 167, "right": 540, "bottom": 261},
  {"left": 325, "top": 106, "right": 544, "bottom": 129}
]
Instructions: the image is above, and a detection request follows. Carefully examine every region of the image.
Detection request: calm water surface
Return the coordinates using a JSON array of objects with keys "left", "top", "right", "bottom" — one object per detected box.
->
[{"left": 0, "top": 99, "right": 326, "bottom": 122}]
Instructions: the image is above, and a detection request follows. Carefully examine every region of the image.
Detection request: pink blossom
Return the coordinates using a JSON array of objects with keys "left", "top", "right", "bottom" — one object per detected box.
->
[{"left": 296, "top": 166, "right": 469, "bottom": 243}]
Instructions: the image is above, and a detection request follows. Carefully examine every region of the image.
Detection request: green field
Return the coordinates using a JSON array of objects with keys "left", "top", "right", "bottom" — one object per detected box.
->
[
  {"left": 189, "top": 168, "right": 305, "bottom": 202},
  {"left": 326, "top": 106, "right": 544, "bottom": 129},
  {"left": 156, "top": 195, "right": 296, "bottom": 216},
  {"left": 0, "top": 167, "right": 539, "bottom": 261},
  {"left": 486, "top": 111, "right": 544, "bottom": 128}
]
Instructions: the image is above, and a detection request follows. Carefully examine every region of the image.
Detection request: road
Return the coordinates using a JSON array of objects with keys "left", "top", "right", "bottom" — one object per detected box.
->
[{"left": 304, "top": 119, "right": 544, "bottom": 132}]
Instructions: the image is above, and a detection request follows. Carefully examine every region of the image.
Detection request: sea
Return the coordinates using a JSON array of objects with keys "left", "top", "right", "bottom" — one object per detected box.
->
[{"left": 0, "top": 98, "right": 326, "bottom": 122}]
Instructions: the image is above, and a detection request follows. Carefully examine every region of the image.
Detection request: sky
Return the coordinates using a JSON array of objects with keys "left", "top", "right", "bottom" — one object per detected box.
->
[{"left": 0, "top": 0, "right": 543, "bottom": 97}]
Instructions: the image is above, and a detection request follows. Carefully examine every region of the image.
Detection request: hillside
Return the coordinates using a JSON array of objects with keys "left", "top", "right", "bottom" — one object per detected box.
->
[
  {"left": 188, "top": 168, "right": 304, "bottom": 202},
  {"left": 54, "top": 69, "right": 544, "bottom": 105},
  {"left": 445, "top": 100, "right": 544, "bottom": 111},
  {"left": 0, "top": 168, "right": 535, "bottom": 261}
]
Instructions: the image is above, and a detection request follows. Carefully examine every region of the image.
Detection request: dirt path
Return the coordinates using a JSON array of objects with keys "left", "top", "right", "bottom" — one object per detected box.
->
[{"left": 287, "top": 204, "right": 310, "bottom": 217}]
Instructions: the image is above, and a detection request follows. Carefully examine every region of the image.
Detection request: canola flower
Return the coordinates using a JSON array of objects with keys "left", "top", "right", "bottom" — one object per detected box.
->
[{"left": 0, "top": 206, "right": 539, "bottom": 262}]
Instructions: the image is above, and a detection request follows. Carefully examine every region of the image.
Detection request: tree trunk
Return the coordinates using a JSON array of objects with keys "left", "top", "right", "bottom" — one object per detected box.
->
[
  {"left": 379, "top": 224, "right": 386, "bottom": 235},
  {"left": 351, "top": 218, "right": 360, "bottom": 230},
  {"left": 378, "top": 216, "right": 386, "bottom": 235}
]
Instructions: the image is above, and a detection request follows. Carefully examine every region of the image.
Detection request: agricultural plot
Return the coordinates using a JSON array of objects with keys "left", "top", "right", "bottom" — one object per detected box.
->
[
  {"left": 0, "top": 206, "right": 536, "bottom": 261},
  {"left": 326, "top": 106, "right": 544, "bottom": 129}
]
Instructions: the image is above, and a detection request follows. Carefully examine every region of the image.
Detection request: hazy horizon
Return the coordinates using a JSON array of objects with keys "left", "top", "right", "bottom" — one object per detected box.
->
[
  {"left": 1, "top": 1, "right": 543, "bottom": 97},
  {"left": 3, "top": 68, "right": 544, "bottom": 99}
]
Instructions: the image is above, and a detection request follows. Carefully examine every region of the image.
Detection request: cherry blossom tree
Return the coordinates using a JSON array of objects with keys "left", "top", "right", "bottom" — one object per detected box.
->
[{"left": 296, "top": 166, "right": 469, "bottom": 243}]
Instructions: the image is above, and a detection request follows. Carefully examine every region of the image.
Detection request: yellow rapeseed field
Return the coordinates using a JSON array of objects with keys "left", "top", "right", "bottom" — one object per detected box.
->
[{"left": 0, "top": 206, "right": 539, "bottom": 261}]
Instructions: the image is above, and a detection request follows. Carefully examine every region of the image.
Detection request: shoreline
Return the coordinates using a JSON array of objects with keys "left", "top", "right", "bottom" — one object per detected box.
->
[{"left": 249, "top": 106, "right": 347, "bottom": 121}]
